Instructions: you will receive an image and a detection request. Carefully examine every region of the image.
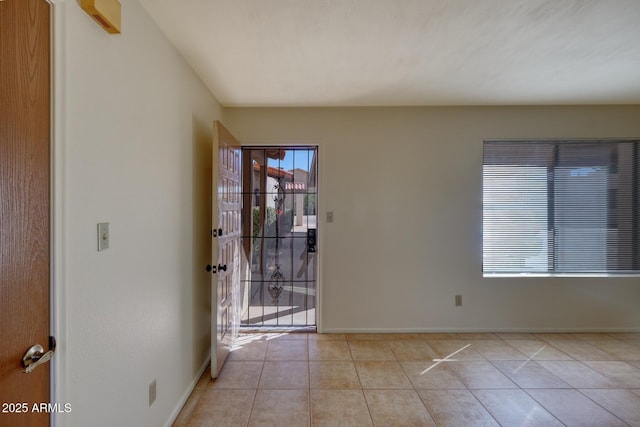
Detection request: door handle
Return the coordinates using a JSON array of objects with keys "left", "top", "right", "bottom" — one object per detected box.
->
[
  {"left": 206, "top": 264, "right": 227, "bottom": 273},
  {"left": 22, "top": 337, "right": 56, "bottom": 374}
]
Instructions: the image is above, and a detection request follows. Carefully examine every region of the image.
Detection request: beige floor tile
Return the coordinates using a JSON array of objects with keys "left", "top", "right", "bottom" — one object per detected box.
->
[
  {"left": 211, "top": 361, "right": 263, "bottom": 389},
  {"left": 587, "top": 340, "right": 640, "bottom": 360},
  {"left": 495, "top": 332, "right": 539, "bottom": 340},
  {"left": 173, "top": 386, "right": 206, "bottom": 427},
  {"left": 583, "top": 361, "right": 640, "bottom": 388},
  {"left": 382, "top": 333, "right": 428, "bottom": 340},
  {"left": 228, "top": 340, "right": 268, "bottom": 361},
  {"left": 309, "top": 362, "right": 361, "bottom": 389},
  {"left": 421, "top": 333, "right": 460, "bottom": 340},
  {"left": 505, "top": 340, "right": 574, "bottom": 360},
  {"left": 387, "top": 339, "right": 438, "bottom": 361},
  {"left": 347, "top": 340, "right": 395, "bottom": 361},
  {"left": 355, "top": 361, "right": 413, "bottom": 389},
  {"left": 580, "top": 389, "right": 640, "bottom": 426},
  {"left": 427, "top": 340, "right": 486, "bottom": 360},
  {"left": 261, "top": 332, "right": 309, "bottom": 341},
  {"left": 401, "top": 361, "right": 466, "bottom": 389},
  {"left": 537, "top": 361, "right": 617, "bottom": 388},
  {"left": 258, "top": 361, "right": 309, "bottom": 389},
  {"left": 472, "top": 389, "right": 563, "bottom": 427},
  {"left": 309, "top": 340, "right": 352, "bottom": 361},
  {"left": 611, "top": 333, "right": 640, "bottom": 341},
  {"left": 248, "top": 389, "right": 310, "bottom": 427},
  {"left": 364, "top": 390, "right": 436, "bottom": 427},
  {"left": 236, "top": 333, "right": 271, "bottom": 344},
  {"left": 526, "top": 389, "right": 628, "bottom": 427},
  {"left": 545, "top": 339, "right": 615, "bottom": 360},
  {"left": 266, "top": 340, "right": 308, "bottom": 361},
  {"left": 310, "top": 390, "right": 373, "bottom": 426},
  {"left": 419, "top": 389, "right": 499, "bottom": 427},
  {"left": 345, "top": 333, "right": 385, "bottom": 340},
  {"left": 491, "top": 360, "right": 570, "bottom": 388},
  {"left": 456, "top": 333, "right": 499, "bottom": 340},
  {"left": 470, "top": 340, "right": 529, "bottom": 360},
  {"left": 447, "top": 360, "right": 518, "bottom": 389},
  {"left": 174, "top": 332, "right": 640, "bottom": 426},
  {"left": 308, "top": 333, "right": 346, "bottom": 341},
  {"left": 194, "top": 368, "right": 212, "bottom": 389},
  {"left": 570, "top": 333, "right": 619, "bottom": 340},
  {"left": 187, "top": 388, "right": 255, "bottom": 427},
  {"left": 533, "top": 333, "right": 576, "bottom": 341}
]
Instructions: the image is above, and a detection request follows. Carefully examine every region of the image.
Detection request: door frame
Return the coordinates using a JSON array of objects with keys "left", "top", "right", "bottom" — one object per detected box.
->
[
  {"left": 235, "top": 141, "right": 324, "bottom": 332},
  {"left": 50, "top": 1, "right": 66, "bottom": 425},
  {"left": 240, "top": 145, "right": 320, "bottom": 328}
]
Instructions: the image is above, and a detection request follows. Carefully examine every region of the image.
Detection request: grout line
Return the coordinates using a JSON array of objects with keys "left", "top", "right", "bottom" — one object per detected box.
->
[{"left": 512, "top": 344, "right": 547, "bottom": 374}]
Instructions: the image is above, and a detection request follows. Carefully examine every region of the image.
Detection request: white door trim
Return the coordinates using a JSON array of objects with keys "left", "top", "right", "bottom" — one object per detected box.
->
[{"left": 49, "top": 1, "right": 67, "bottom": 425}]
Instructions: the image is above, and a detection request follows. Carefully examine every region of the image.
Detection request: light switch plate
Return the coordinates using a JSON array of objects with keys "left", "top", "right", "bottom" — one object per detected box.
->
[
  {"left": 97, "top": 222, "right": 109, "bottom": 251},
  {"left": 326, "top": 211, "right": 334, "bottom": 223}
]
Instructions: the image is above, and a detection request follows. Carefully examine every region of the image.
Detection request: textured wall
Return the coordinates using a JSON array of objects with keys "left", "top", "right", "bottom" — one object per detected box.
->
[{"left": 53, "top": 1, "right": 222, "bottom": 425}]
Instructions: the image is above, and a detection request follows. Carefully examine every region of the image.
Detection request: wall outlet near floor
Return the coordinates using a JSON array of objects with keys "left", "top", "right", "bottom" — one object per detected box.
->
[
  {"left": 149, "top": 379, "right": 156, "bottom": 406},
  {"left": 455, "top": 295, "right": 462, "bottom": 307}
]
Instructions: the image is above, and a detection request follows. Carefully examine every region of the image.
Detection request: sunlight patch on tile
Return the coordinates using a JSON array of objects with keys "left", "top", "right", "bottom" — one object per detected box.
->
[{"left": 421, "top": 344, "right": 470, "bottom": 374}]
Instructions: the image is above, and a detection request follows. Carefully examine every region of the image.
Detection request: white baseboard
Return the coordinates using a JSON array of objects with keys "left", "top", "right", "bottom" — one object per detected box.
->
[
  {"left": 320, "top": 327, "right": 640, "bottom": 333},
  {"left": 164, "top": 355, "right": 211, "bottom": 427}
]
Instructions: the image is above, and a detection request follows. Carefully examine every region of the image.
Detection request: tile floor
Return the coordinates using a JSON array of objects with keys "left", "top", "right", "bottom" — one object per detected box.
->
[{"left": 173, "top": 332, "right": 640, "bottom": 426}]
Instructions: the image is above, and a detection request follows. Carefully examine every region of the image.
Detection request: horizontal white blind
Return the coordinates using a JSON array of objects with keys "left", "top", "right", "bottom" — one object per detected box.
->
[{"left": 483, "top": 140, "right": 640, "bottom": 275}]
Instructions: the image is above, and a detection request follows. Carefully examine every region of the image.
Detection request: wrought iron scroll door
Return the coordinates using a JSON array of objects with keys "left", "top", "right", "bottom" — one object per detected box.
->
[{"left": 241, "top": 147, "right": 318, "bottom": 327}]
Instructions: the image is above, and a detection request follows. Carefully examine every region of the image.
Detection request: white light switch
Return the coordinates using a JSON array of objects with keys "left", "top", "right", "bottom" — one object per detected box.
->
[
  {"left": 97, "top": 223, "right": 109, "bottom": 251},
  {"left": 326, "top": 211, "right": 334, "bottom": 223}
]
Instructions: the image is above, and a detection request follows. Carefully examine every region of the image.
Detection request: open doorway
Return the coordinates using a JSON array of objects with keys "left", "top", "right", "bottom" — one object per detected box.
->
[{"left": 241, "top": 147, "right": 318, "bottom": 328}]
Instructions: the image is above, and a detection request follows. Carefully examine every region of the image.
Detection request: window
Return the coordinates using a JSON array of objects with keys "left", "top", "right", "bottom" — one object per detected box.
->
[{"left": 482, "top": 140, "right": 640, "bottom": 276}]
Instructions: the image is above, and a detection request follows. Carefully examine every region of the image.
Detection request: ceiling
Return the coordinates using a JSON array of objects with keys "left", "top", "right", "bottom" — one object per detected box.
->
[{"left": 139, "top": 0, "right": 640, "bottom": 107}]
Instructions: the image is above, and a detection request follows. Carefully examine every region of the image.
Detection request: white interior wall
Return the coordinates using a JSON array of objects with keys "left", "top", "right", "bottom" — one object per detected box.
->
[
  {"left": 225, "top": 106, "right": 640, "bottom": 333},
  {"left": 51, "top": 1, "right": 640, "bottom": 424},
  {"left": 54, "top": 1, "right": 221, "bottom": 426}
]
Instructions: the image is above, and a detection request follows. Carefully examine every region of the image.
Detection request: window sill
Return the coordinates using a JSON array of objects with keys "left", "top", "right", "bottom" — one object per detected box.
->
[{"left": 483, "top": 272, "right": 640, "bottom": 278}]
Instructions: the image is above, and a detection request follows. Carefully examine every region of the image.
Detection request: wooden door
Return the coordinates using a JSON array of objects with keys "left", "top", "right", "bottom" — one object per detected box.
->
[
  {"left": 211, "top": 121, "right": 242, "bottom": 378},
  {"left": 0, "top": 1, "right": 52, "bottom": 426}
]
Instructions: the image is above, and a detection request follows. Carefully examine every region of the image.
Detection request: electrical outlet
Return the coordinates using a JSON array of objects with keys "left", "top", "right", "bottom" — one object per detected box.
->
[
  {"left": 455, "top": 295, "right": 462, "bottom": 307},
  {"left": 149, "top": 379, "right": 156, "bottom": 406}
]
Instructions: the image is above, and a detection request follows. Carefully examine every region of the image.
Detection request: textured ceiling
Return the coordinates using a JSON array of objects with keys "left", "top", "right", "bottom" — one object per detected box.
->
[{"left": 139, "top": 0, "right": 640, "bottom": 107}]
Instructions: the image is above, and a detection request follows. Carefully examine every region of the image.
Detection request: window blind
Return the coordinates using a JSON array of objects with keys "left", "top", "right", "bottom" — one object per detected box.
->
[{"left": 483, "top": 140, "right": 640, "bottom": 275}]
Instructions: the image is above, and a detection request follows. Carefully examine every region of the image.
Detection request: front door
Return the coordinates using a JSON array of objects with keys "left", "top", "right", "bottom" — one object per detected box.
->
[
  {"left": 240, "top": 147, "right": 318, "bottom": 327},
  {"left": 210, "top": 122, "right": 242, "bottom": 378},
  {"left": 0, "top": 1, "right": 52, "bottom": 426}
]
